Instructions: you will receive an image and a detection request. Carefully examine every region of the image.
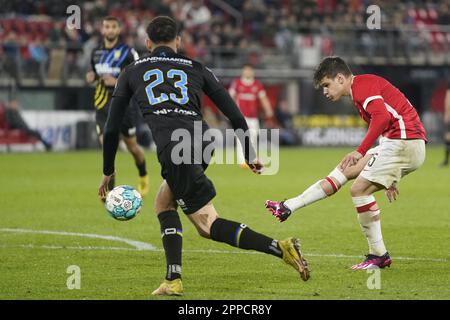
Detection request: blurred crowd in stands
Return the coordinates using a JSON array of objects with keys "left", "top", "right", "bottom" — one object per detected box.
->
[{"left": 1, "top": 0, "right": 450, "bottom": 80}]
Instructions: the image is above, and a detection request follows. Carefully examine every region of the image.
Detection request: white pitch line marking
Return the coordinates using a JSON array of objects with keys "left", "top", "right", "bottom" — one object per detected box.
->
[
  {"left": 0, "top": 228, "right": 155, "bottom": 251},
  {"left": 0, "top": 228, "right": 447, "bottom": 263},
  {"left": 0, "top": 244, "right": 140, "bottom": 252}
]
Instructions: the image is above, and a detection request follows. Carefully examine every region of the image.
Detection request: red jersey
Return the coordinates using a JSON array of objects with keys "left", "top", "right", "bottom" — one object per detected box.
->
[
  {"left": 229, "top": 78, "right": 266, "bottom": 118},
  {"left": 351, "top": 74, "right": 427, "bottom": 155}
]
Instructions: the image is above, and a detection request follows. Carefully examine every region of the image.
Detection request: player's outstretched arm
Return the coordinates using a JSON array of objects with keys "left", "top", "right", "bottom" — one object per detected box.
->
[
  {"left": 100, "top": 71, "right": 132, "bottom": 199},
  {"left": 202, "top": 66, "right": 259, "bottom": 170},
  {"left": 354, "top": 100, "right": 391, "bottom": 158},
  {"left": 208, "top": 88, "right": 259, "bottom": 169},
  {"left": 99, "top": 95, "right": 130, "bottom": 199},
  {"left": 102, "top": 96, "right": 130, "bottom": 175}
]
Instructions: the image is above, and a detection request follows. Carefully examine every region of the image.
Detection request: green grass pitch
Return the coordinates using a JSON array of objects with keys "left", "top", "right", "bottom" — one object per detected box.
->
[{"left": 0, "top": 147, "right": 449, "bottom": 300}]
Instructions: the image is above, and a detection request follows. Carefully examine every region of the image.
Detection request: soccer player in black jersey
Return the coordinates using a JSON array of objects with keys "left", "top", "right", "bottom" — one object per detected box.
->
[
  {"left": 86, "top": 16, "right": 149, "bottom": 195},
  {"left": 98, "top": 16, "right": 309, "bottom": 296}
]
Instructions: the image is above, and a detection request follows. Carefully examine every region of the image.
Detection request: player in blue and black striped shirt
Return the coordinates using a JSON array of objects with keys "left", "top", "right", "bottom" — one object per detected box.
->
[{"left": 86, "top": 16, "right": 149, "bottom": 196}]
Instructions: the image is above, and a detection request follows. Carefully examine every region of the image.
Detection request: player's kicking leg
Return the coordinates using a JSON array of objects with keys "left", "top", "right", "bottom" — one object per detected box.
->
[
  {"left": 152, "top": 183, "right": 309, "bottom": 297},
  {"left": 265, "top": 153, "right": 374, "bottom": 222},
  {"left": 123, "top": 136, "right": 149, "bottom": 196},
  {"left": 188, "top": 203, "right": 310, "bottom": 282}
]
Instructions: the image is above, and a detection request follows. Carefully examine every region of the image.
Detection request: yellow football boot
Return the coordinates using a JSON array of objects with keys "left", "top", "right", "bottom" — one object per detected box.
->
[
  {"left": 151, "top": 279, "right": 183, "bottom": 296},
  {"left": 137, "top": 174, "right": 149, "bottom": 196},
  {"left": 278, "top": 237, "right": 310, "bottom": 281}
]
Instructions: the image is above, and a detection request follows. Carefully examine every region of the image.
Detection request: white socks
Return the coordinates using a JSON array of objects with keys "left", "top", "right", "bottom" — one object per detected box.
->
[
  {"left": 352, "top": 195, "right": 387, "bottom": 256},
  {"left": 284, "top": 167, "right": 348, "bottom": 212},
  {"left": 284, "top": 181, "right": 327, "bottom": 211}
]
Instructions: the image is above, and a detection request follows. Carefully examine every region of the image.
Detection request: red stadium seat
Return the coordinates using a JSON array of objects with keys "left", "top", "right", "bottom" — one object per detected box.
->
[{"left": 0, "top": 105, "right": 38, "bottom": 150}]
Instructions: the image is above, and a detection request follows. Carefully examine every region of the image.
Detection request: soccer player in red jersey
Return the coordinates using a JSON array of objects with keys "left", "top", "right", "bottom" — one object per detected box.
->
[
  {"left": 266, "top": 56, "right": 427, "bottom": 270},
  {"left": 229, "top": 64, "right": 274, "bottom": 166}
]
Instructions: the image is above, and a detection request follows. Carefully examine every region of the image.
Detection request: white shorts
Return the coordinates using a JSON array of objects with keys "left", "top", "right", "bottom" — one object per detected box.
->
[{"left": 361, "top": 137, "right": 426, "bottom": 188}]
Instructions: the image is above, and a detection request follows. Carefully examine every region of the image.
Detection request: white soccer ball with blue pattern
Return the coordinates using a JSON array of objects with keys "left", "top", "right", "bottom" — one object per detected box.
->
[{"left": 105, "top": 185, "right": 142, "bottom": 221}]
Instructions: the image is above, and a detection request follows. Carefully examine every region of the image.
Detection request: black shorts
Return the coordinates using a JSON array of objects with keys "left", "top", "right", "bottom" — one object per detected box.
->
[
  {"left": 157, "top": 141, "right": 216, "bottom": 215},
  {"left": 95, "top": 102, "right": 137, "bottom": 138}
]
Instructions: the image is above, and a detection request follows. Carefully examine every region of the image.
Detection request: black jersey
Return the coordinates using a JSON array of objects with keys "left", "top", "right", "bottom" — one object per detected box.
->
[
  {"left": 90, "top": 42, "right": 139, "bottom": 110},
  {"left": 112, "top": 46, "right": 228, "bottom": 149},
  {"left": 103, "top": 46, "right": 254, "bottom": 175}
]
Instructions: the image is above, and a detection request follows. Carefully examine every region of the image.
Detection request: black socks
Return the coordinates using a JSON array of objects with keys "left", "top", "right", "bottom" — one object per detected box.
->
[
  {"left": 158, "top": 210, "right": 183, "bottom": 280},
  {"left": 157, "top": 215, "right": 284, "bottom": 282},
  {"left": 136, "top": 159, "right": 147, "bottom": 177},
  {"left": 210, "top": 218, "right": 282, "bottom": 258}
]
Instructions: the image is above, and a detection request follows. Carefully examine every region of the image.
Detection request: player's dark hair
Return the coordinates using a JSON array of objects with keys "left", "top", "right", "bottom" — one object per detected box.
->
[
  {"left": 102, "top": 16, "right": 121, "bottom": 25},
  {"left": 146, "top": 16, "right": 179, "bottom": 44},
  {"left": 313, "top": 56, "right": 352, "bottom": 88}
]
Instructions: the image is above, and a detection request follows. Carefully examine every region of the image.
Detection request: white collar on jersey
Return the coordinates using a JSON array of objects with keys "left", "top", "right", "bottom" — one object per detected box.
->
[{"left": 349, "top": 75, "right": 355, "bottom": 100}]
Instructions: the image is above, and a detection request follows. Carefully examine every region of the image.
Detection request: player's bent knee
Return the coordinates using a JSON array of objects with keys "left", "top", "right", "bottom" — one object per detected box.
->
[
  {"left": 320, "top": 179, "right": 338, "bottom": 196},
  {"left": 196, "top": 226, "right": 211, "bottom": 239},
  {"left": 189, "top": 207, "right": 218, "bottom": 239},
  {"left": 155, "top": 205, "right": 177, "bottom": 215},
  {"left": 154, "top": 197, "right": 177, "bottom": 213},
  {"left": 323, "top": 167, "right": 348, "bottom": 195},
  {"left": 193, "top": 218, "right": 214, "bottom": 239},
  {"left": 155, "top": 182, "right": 177, "bottom": 213}
]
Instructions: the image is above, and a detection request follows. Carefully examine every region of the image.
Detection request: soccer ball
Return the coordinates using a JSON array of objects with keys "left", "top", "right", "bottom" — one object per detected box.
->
[{"left": 105, "top": 185, "right": 142, "bottom": 221}]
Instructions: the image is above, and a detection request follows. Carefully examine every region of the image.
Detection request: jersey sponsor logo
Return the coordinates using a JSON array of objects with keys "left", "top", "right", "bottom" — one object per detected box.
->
[
  {"left": 152, "top": 108, "right": 198, "bottom": 116},
  {"left": 94, "top": 63, "right": 121, "bottom": 75},
  {"left": 135, "top": 56, "right": 193, "bottom": 66}
]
